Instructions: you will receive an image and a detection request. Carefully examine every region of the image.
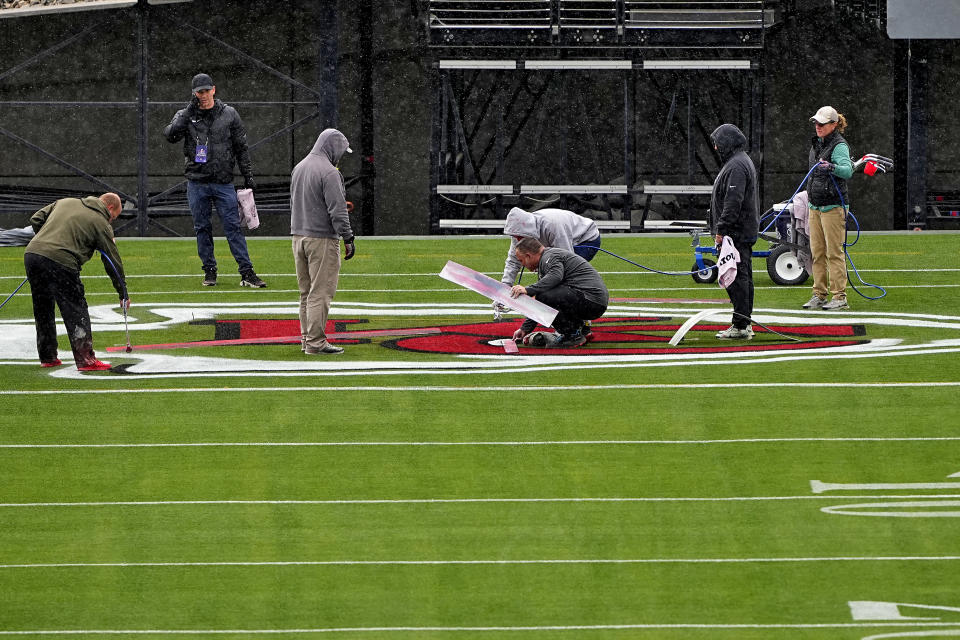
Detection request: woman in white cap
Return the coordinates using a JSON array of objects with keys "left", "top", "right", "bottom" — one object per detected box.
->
[{"left": 802, "top": 106, "right": 853, "bottom": 311}]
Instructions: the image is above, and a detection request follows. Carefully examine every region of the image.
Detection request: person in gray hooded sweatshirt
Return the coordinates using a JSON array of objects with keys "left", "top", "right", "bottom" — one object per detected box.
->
[
  {"left": 500, "top": 207, "right": 600, "bottom": 286},
  {"left": 496, "top": 207, "right": 601, "bottom": 322},
  {"left": 290, "top": 128, "right": 355, "bottom": 355}
]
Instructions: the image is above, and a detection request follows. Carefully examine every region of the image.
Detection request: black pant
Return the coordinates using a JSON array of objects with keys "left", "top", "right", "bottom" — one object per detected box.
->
[
  {"left": 534, "top": 285, "right": 607, "bottom": 335},
  {"left": 24, "top": 253, "right": 96, "bottom": 365},
  {"left": 726, "top": 242, "right": 755, "bottom": 329}
]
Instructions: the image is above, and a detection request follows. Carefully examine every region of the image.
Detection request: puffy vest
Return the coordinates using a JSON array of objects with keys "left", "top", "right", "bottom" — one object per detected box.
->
[{"left": 807, "top": 132, "right": 849, "bottom": 207}]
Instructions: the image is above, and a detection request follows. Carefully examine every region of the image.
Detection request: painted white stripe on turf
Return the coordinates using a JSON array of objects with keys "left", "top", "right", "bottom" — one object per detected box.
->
[
  {"left": 3, "top": 556, "right": 959, "bottom": 569},
  {"left": 0, "top": 622, "right": 958, "bottom": 634},
  {"left": 2, "top": 436, "right": 960, "bottom": 449},
  {"left": 4, "top": 266, "right": 959, "bottom": 280},
  {"left": 2, "top": 382, "right": 960, "bottom": 395},
  {"left": 69, "top": 283, "right": 960, "bottom": 296},
  {"left": 3, "top": 495, "right": 960, "bottom": 508}
]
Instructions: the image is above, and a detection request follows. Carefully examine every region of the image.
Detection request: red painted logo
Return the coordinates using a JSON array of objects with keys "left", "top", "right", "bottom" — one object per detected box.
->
[{"left": 214, "top": 317, "right": 867, "bottom": 356}]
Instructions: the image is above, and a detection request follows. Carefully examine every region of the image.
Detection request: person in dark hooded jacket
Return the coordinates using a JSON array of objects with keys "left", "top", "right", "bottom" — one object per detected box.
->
[
  {"left": 290, "top": 128, "right": 356, "bottom": 355},
  {"left": 710, "top": 123, "right": 760, "bottom": 340},
  {"left": 163, "top": 73, "right": 266, "bottom": 289}
]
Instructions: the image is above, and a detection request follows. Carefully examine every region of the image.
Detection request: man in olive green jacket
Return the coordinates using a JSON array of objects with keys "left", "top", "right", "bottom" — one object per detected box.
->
[{"left": 24, "top": 193, "right": 128, "bottom": 371}]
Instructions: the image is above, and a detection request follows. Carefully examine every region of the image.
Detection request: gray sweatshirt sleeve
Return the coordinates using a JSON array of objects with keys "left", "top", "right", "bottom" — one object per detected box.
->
[
  {"left": 501, "top": 238, "right": 521, "bottom": 284},
  {"left": 324, "top": 172, "right": 353, "bottom": 239}
]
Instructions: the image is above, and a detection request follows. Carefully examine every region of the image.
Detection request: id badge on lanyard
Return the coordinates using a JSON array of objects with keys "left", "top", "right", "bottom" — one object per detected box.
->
[{"left": 195, "top": 140, "right": 208, "bottom": 164}]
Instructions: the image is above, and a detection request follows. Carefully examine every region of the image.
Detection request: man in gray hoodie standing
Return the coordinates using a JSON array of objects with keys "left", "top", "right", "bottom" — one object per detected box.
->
[{"left": 290, "top": 128, "right": 356, "bottom": 355}]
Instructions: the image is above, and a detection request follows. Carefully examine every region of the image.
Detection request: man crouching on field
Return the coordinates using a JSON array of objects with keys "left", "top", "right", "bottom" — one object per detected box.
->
[{"left": 509, "top": 237, "right": 608, "bottom": 348}]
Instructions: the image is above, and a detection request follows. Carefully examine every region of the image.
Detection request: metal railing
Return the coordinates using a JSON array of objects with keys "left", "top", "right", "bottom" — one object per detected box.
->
[{"left": 427, "top": 0, "right": 777, "bottom": 47}]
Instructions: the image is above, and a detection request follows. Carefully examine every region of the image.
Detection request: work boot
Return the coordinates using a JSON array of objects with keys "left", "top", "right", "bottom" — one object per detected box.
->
[
  {"left": 202, "top": 269, "right": 217, "bottom": 287},
  {"left": 240, "top": 270, "right": 267, "bottom": 288},
  {"left": 556, "top": 331, "right": 587, "bottom": 348}
]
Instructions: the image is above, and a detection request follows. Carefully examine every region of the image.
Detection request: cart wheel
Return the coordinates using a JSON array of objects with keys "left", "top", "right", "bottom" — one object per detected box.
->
[
  {"left": 767, "top": 244, "right": 809, "bottom": 286},
  {"left": 691, "top": 259, "right": 718, "bottom": 284}
]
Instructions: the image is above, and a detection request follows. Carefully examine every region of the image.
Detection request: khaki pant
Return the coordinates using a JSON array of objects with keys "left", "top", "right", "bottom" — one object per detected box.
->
[
  {"left": 808, "top": 205, "right": 847, "bottom": 300},
  {"left": 292, "top": 235, "right": 341, "bottom": 350}
]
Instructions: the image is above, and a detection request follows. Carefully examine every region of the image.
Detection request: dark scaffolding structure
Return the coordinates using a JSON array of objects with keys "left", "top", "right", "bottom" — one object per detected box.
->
[
  {"left": 0, "top": 0, "right": 351, "bottom": 236},
  {"left": 426, "top": 1, "right": 781, "bottom": 233}
]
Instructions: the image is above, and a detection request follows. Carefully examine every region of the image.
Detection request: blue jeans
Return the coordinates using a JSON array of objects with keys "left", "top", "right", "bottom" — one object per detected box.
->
[
  {"left": 574, "top": 235, "right": 601, "bottom": 261},
  {"left": 186, "top": 181, "right": 253, "bottom": 273}
]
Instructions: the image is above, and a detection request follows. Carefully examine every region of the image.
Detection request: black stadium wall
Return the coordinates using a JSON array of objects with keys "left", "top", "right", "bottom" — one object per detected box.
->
[{"left": 0, "top": 1, "right": 957, "bottom": 235}]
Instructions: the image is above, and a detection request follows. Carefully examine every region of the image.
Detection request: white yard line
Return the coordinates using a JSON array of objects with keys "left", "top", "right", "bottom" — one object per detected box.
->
[
  {"left": 2, "top": 382, "right": 960, "bottom": 395},
  {"left": 0, "top": 283, "right": 934, "bottom": 303},
  {"left": 22, "top": 283, "right": 960, "bottom": 299},
  {"left": 2, "top": 436, "right": 959, "bottom": 449},
  {"left": 3, "top": 266, "right": 960, "bottom": 281},
  {"left": 3, "top": 495, "right": 960, "bottom": 508},
  {"left": 2, "top": 556, "right": 959, "bottom": 570},
  {"left": 0, "top": 622, "right": 958, "bottom": 634}
]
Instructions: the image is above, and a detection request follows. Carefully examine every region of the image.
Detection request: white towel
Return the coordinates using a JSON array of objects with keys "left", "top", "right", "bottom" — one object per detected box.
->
[
  {"left": 790, "top": 190, "right": 809, "bottom": 236},
  {"left": 717, "top": 236, "right": 740, "bottom": 289},
  {"left": 237, "top": 188, "right": 260, "bottom": 230}
]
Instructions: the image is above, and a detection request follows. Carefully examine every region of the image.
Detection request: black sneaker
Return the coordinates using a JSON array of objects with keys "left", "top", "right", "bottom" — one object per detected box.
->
[
  {"left": 202, "top": 269, "right": 217, "bottom": 287},
  {"left": 240, "top": 271, "right": 267, "bottom": 288},
  {"left": 556, "top": 331, "right": 587, "bottom": 348}
]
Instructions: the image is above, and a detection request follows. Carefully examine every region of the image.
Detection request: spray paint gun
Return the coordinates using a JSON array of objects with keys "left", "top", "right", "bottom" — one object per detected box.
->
[{"left": 853, "top": 154, "right": 894, "bottom": 176}]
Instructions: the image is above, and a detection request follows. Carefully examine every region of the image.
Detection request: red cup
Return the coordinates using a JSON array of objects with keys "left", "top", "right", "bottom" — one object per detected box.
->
[{"left": 864, "top": 160, "right": 878, "bottom": 176}]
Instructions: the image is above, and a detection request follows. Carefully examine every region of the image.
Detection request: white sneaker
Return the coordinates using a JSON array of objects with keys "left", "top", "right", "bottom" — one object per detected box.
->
[
  {"left": 802, "top": 295, "right": 826, "bottom": 310},
  {"left": 716, "top": 325, "right": 753, "bottom": 340},
  {"left": 821, "top": 298, "right": 850, "bottom": 311}
]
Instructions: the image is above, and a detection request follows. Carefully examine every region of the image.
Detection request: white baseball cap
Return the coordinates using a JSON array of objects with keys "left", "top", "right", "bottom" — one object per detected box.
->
[{"left": 810, "top": 106, "right": 839, "bottom": 124}]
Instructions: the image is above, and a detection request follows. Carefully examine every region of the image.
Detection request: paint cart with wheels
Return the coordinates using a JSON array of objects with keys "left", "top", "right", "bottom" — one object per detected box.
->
[{"left": 689, "top": 207, "right": 809, "bottom": 287}]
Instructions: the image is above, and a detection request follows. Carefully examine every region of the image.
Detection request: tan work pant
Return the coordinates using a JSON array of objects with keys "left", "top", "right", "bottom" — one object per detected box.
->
[
  {"left": 808, "top": 205, "right": 847, "bottom": 300},
  {"left": 292, "top": 235, "right": 341, "bottom": 350}
]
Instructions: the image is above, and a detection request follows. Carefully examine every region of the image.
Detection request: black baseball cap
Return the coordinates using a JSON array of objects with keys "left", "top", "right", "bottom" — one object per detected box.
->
[{"left": 191, "top": 73, "right": 214, "bottom": 92}]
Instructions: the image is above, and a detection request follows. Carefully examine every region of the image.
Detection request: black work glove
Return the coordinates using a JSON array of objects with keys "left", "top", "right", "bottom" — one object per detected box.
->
[
  {"left": 243, "top": 176, "right": 257, "bottom": 191},
  {"left": 343, "top": 236, "right": 356, "bottom": 260}
]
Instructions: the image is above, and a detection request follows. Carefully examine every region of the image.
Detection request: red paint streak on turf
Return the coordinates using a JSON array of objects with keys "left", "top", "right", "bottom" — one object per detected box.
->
[
  {"left": 388, "top": 333, "right": 864, "bottom": 356},
  {"left": 610, "top": 297, "right": 725, "bottom": 304},
  {"left": 106, "top": 316, "right": 866, "bottom": 356},
  {"left": 107, "top": 327, "right": 442, "bottom": 352}
]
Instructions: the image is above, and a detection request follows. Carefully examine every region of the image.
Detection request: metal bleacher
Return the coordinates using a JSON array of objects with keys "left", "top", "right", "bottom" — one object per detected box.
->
[
  {"left": 427, "top": 1, "right": 778, "bottom": 233},
  {"left": 428, "top": 1, "right": 774, "bottom": 47}
]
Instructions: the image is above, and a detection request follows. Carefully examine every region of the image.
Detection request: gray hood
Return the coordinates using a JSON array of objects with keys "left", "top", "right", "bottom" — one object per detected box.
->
[
  {"left": 311, "top": 128, "right": 351, "bottom": 166},
  {"left": 503, "top": 207, "right": 538, "bottom": 237},
  {"left": 290, "top": 128, "right": 353, "bottom": 240}
]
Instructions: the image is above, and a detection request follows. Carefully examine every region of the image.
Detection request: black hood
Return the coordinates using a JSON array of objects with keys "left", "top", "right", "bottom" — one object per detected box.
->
[{"left": 711, "top": 124, "right": 747, "bottom": 163}]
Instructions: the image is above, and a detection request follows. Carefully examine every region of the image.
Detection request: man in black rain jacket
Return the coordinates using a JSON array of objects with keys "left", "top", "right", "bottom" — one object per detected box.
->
[{"left": 710, "top": 123, "right": 760, "bottom": 340}]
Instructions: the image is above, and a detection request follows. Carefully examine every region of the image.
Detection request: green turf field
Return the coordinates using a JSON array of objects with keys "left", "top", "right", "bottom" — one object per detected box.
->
[{"left": 1, "top": 232, "right": 958, "bottom": 639}]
